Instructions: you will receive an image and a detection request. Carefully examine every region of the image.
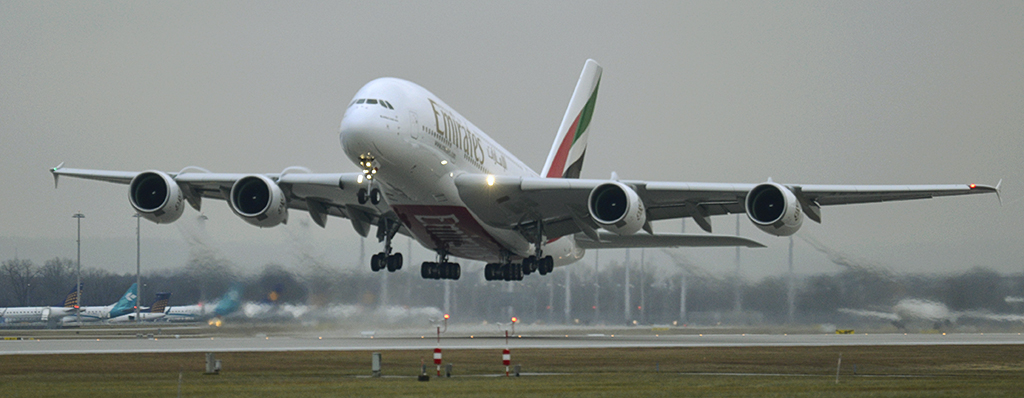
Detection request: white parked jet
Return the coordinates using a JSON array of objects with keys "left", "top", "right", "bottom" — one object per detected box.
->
[
  {"left": 51, "top": 60, "right": 999, "bottom": 282},
  {"left": 0, "top": 284, "right": 80, "bottom": 324}
]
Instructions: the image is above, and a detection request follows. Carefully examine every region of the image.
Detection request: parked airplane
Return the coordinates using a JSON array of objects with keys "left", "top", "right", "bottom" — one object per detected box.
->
[
  {"left": 62, "top": 283, "right": 137, "bottom": 324},
  {"left": 51, "top": 60, "right": 999, "bottom": 282},
  {"left": 164, "top": 285, "right": 242, "bottom": 323},
  {"left": 109, "top": 292, "right": 171, "bottom": 323},
  {"left": 840, "top": 298, "right": 1024, "bottom": 330},
  {"left": 0, "top": 284, "right": 80, "bottom": 324}
]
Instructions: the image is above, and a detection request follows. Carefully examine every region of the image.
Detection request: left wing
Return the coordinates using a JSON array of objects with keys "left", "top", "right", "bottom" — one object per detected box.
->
[
  {"left": 51, "top": 164, "right": 388, "bottom": 237},
  {"left": 454, "top": 174, "right": 999, "bottom": 241}
]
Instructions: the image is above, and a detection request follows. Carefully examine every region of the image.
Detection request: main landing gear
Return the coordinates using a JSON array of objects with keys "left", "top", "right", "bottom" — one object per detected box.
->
[
  {"left": 421, "top": 250, "right": 461, "bottom": 280},
  {"left": 370, "top": 217, "right": 403, "bottom": 273},
  {"left": 483, "top": 255, "right": 554, "bottom": 281}
]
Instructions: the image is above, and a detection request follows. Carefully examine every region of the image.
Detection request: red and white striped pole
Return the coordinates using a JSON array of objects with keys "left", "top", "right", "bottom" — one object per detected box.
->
[
  {"left": 502, "top": 348, "right": 511, "bottom": 376},
  {"left": 434, "top": 347, "right": 442, "bottom": 376}
]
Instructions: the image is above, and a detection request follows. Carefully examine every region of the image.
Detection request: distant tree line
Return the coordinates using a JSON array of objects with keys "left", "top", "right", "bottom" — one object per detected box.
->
[{"left": 2, "top": 255, "right": 1021, "bottom": 326}]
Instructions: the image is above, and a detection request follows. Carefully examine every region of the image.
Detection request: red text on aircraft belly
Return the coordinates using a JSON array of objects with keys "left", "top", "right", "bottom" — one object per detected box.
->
[{"left": 392, "top": 205, "right": 502, "bottom": 261}]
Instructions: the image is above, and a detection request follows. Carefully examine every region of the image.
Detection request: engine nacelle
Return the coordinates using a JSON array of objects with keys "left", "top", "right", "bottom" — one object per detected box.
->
[
  {"left": 745, "top": 182, "right": 803, "bottom": 236},
  {"left": 588, "top": 182, "right": 646, "bottom": 235},
  {"left": 229, "top": 175, "right": 288, "bottom": 228},
  {"left": 129, "top": 171, "right": 185, "bottom": 224}
]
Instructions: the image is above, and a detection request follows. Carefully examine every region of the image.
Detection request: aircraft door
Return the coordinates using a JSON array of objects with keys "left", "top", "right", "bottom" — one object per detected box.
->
[
  {"left": 41, "top": 307, "right": 50, "bottom": 321},
  {"left": 409, "top": 111, "right": 420, "bottom": 139}
]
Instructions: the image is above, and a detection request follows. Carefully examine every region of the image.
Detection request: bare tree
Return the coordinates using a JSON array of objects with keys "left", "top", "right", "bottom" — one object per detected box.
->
[
  {"left": 2, "top": 258, "right": 37, "bottom": 306},
  {"left": 37, "top": 257, "right": 76, "bottom": 306}
]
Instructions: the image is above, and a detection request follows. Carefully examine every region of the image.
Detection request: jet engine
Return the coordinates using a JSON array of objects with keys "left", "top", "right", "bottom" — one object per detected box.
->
[
  {"left": 229, "top": 175, "right": 288, "bottom": 227},
  {"left": 588, "top": 182, "right": 646, "bottom": 235},
  {"left": 745, "top": 182, "right": 803, "bottom": 236},
  {"left": 129, "top": 171, "right": 185, "bottom": 224}
]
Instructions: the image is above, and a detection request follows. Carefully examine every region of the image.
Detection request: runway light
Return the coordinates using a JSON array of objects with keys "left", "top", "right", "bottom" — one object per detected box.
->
[
  {"left": 470, "top": 336, "right": 474, "bottom": 339},
  {"left": 511, "top": 317, "right": 518, "bottom": 323},
  {"left": 319, "top": 336, "right": 322, "bottom": 340}
]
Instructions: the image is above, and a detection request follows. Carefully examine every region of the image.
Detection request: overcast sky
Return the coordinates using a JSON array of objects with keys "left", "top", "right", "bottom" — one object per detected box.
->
[{"left": 1, "top": 1, "right": 1021, "bottom": 280}]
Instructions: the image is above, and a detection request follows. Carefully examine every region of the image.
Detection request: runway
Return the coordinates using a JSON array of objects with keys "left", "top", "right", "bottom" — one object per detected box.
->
[{"left": 3, "top": 332, "right": 1024, "bottom": 355}]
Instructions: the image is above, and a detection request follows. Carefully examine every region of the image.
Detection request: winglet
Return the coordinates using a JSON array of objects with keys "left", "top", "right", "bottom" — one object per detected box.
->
[
  {"left": 51, "top": 162, "right": 64, "bottom": 188},
  {"left": 996, "top": 179, "right": 1003, "bottom": 206}
]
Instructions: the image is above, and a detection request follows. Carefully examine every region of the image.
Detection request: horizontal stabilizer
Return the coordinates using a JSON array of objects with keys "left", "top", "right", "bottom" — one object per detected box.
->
[{"left": 574, "top": 232, "right": 765, "bottom": 249}]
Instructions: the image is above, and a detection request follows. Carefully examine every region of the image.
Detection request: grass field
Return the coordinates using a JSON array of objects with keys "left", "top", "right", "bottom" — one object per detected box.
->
[{"left": 2, "top": 345, "right": 1024, "bottom": 397}]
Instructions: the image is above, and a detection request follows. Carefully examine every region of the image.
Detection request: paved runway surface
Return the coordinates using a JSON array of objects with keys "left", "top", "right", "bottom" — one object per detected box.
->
[{"left": 3, "top": 332, "right": 1024, "bottom": 355}]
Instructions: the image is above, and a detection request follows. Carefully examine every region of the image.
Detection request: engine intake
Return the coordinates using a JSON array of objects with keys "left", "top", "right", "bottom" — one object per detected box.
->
[
  {"left": 128, "top": 171, "right": 185, "bottom": 224},
  {"left": 588, "top": 182, "right": 646, "bottom": 235},
  {"left": 229, "top": 175, "right": 288, "bottom": 227},
  {"left": 745, "top": 182, "right": 803, "bottom": 236}
]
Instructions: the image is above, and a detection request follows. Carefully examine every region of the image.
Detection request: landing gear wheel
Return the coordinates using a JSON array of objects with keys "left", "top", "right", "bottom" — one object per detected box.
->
[
  {"left": 369, "top": 189, "right": 382, "bottom": 205},
  {"left": 542, "top": 256, "right": 554, "bottom": 274},
  {"left": 370, "top": 253, "right": 384, "bottom": 272},
  {"left": 421, "top": 262, "right": 433, "bottom": 279},
  {"left": 357, "top": 188, "right": 369, "bottom": 205},
  {"left": 386, "top": 253, "right": 403, "bottom": 272},
  {"left": 523, "top": 256, "right": 537, "bottom": 275},
  {"left": 450, "top": 263, "right": 461, "bottom": 280}
]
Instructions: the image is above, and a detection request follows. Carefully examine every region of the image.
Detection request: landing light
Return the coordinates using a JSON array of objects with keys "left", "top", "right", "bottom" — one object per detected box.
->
[
  {"left": 357, "top": 175, "right": 364, "bottom": 184},
  {"left": 440, "top": 160, "right": 448, "bottom": 165},
  {"left": 486, "top": 175, "right": 495, "bottom": 186}
]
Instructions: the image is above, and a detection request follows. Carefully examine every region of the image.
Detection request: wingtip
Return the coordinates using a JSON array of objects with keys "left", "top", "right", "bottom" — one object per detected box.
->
[
  {"left": 996, "top": 179, "right": 1003, "bottom": 206},
  {"left": 51, "top": 162, "right": 64, "bottom": 188}
]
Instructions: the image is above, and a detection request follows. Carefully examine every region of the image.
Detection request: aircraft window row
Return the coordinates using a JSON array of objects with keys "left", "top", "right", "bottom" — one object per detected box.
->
[{"left": 349, "top": 98, "right": 395, "bottom": 110}]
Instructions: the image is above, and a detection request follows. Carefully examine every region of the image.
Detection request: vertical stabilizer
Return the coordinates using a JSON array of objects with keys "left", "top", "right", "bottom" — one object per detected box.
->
[
  {"left": 149, "top": 292, "right": 172, "bottom": 313},
  {"left": 60, "top": 283, "right": 82, "bottom": 308},
  {"left": 109, "top": 283, "right": 138, "bottom": 318},
  {"left": 541, "top": 59, "right": 602, "bottom": 179}
]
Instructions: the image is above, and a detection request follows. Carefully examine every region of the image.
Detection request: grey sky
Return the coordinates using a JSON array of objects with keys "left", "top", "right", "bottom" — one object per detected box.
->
[{"left": 1, "top": 1, "right": 1021, "bottom": 279}]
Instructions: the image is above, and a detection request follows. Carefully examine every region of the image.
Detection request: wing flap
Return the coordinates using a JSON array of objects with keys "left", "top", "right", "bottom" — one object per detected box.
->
[{"left": 574, "top": 232, "right": 765, "bottom": 249}]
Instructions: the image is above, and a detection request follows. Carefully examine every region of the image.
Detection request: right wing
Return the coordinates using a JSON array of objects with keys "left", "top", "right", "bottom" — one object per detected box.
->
[
  {"left": 454, "top": 174, "right": 998, "bottom": 243},
  {"left": 51, "top": 164, "right": 388, "bottom": 237}
]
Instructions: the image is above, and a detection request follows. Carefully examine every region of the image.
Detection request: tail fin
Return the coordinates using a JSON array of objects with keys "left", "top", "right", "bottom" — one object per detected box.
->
[
  {"left": 149, "top": 292, "right": 171, "bottom": 313},
  {"left": 541, "top": 59, "right": 602, "bottom": 179},
  {"left": 214, "top": 284, "right": 243, "bottom": 317},
  {"left": 109, "top": 283, "right": 138, "bottom": 318},
  {"left": 60, "top": 283, "right": 82, "bottom": 308}
]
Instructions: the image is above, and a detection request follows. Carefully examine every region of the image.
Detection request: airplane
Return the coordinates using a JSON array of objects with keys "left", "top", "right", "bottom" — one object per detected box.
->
[
  {"left": 164, "top": 285, "right": 242, "bottom": 323},
  {"left": 50, "top": 59, "right": 999, "bottom": 282},
  {"left": 840, "top": 298, "right": 1024, "bottom": 330},
  {"left": 62, "top": 283, "right": 137, "bottom": 324},
  {"left": 0, "top": 284, "right": 80, "bottom": 324},
  {"left": 108, "top": 292, "right": 171, "bottom": 323}
]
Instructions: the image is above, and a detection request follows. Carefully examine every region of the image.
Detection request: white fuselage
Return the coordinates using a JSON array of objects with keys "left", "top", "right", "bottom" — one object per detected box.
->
[
  {"left": 339, "top": 78, "right": 584, "bottom": 266},
  {"left": 0, "top": 306, "right": 74, "bottom": 323}
]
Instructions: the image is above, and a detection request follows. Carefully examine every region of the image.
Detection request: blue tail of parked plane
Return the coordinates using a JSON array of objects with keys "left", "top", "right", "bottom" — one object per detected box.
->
[
  {"left": 213, "top": 284, "right": 242, "bottom": 317},
  {"left": 108, "top": 283, "right": 138, "bottom": 318}
]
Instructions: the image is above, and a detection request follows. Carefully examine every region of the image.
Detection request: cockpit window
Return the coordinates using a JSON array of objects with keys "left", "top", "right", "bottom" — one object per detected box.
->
[{"left": 349, "top": 98, "right": 395, "bottom": 110}]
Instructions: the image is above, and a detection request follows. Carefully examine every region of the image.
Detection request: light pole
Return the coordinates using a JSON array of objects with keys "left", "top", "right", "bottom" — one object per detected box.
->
[
  {"left": 73, "top": 212, "right": 84, "bottom": 324},
  {"left": 134, "top": 213, "right": 142, "bottom": 323},
  {"left": 25, "top": 283, "right": 30, "bottom": 306}
]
